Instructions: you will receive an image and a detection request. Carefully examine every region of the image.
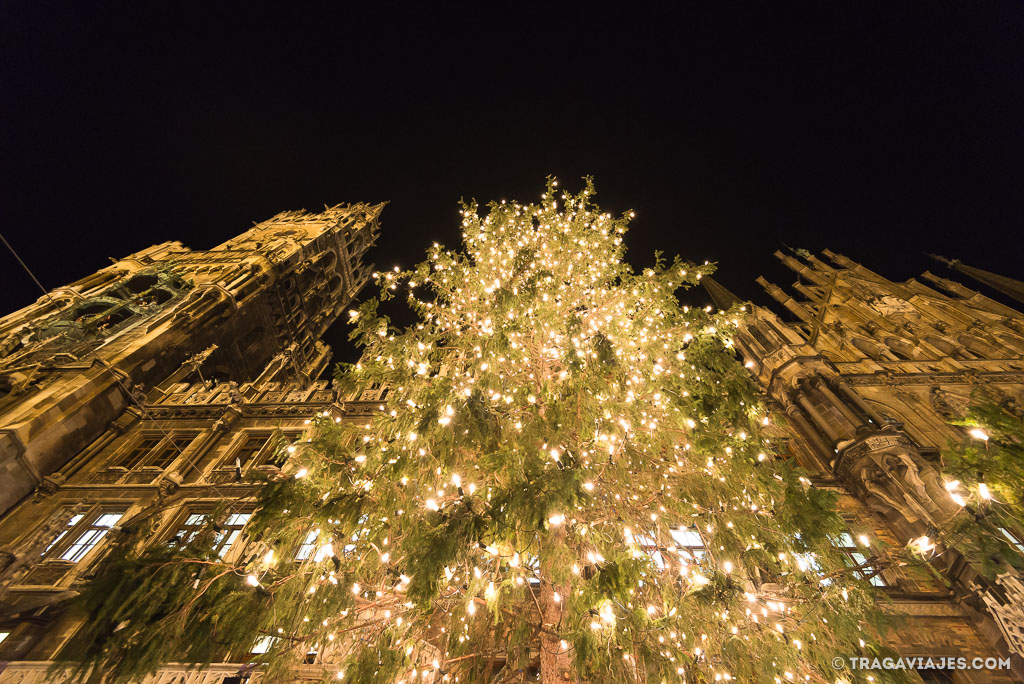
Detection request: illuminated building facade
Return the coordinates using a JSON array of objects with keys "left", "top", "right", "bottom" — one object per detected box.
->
[{"left": 1, "top": 227, "right": 1024, "bottom": 683}]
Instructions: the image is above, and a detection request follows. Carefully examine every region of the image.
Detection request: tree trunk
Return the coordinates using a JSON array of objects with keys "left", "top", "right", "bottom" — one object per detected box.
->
[
  {"left": 538, "top": 575, "right": 572, "bottom": 683},
  {"left": 538, "top": 528, "right": 572, "bottom": 684}
]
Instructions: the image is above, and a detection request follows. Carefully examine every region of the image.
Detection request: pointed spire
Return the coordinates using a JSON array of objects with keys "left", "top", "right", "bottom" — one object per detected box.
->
[
  {"left": 701, "top": 275, "right": 743, "bottom": 310},
  {"left": 929, "top": 255, "right": 1024, "bottom": 305},
  {"left": 773, "top": 250, "right": 829, "bottom": 286}
]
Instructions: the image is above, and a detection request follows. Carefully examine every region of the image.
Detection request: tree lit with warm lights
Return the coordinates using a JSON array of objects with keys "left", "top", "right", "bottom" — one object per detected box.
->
[{"left": 68, "top": 180, "right": 911, "bottom": 683}]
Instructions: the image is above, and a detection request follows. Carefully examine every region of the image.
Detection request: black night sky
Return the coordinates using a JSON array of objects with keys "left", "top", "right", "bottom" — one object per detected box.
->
[{"left": 3, "top": 3, "right": 1023, "bottom": 364}]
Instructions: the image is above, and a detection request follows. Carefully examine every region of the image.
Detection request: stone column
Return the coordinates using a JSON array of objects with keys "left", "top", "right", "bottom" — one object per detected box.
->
[
  {"left": 794, "top": 386, "right": 842, "bottom": 444},
  {"left": 832, "top": 379, "right": 883, "bottom": 426},
  {"left": 810, "top": 376, "right": 866, "bottom": 429},
  {"left": 783, "top": 400, "right": 834, "bottom": 471}
]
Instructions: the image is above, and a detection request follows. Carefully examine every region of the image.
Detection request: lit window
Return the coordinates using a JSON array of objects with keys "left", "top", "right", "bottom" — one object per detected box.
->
[
  {"left": 670, "top": 527, "right": 707, "bottom": 562},
  {"left": 251, "top": 636, "right": 278, "bottom": 654},
  {"left": 794, "top": 552, "right": 830, "bottom": 585},
  {"left": 295, "top": 530, "right": 319, "bottom": 561},
  {"left": 216, "top": 513, "right": 251, "bottom": 557},
  {"left": 635, "top": 533, "right": 666, "bottom": 570},
  {"left": 835, "top": 532, "right": 886, "bottom": 587},
  {"left": 58, "top": 512, "right": 125, "bottom": 563},
  {"left": 526, "top": 554, "right": 540, "bottom": 585},
  {"left": 171, "top": 513, "right": 211, "bottom": 547},
  {"left": 1000, "top": 527, "right": 1024, "bottom": 554},
  {"left": 171, "top": 512, "right": 251, "bottom": 557},
  {"left": 43, "top": 514, "right": 85, "bottom": 555}
]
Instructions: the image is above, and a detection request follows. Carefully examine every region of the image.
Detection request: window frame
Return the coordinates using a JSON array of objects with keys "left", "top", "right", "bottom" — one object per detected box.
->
[
  {"left": 146, "top": 433, "right": 198, "bottom": 470},
  {"left": 999, "top": 527, "right": 1024, "bottom": 554},
  {"left": 833, "top": 531, "right": 889, "bottom": 587},
  {"left": 42, "top": 507, "right": 127, "bottom": 565},
  {"left": 167, "top": 508, "right": 253, "bottom": 559},
  {"left": 634, "top": 526, "right": 708, "bottom": 573},
  {"left": 112, "top": 432, "right": 198, "bottom": 471},
  {"left": 223, "top": 433, "right": 274, "bottom": 472},
  {"left": 113, "top": 435, "right": 162, "bottom": 469},
  {"left": 294, "top": 530, "right": 319, "bottom": 561},
  {"left": 222, "top": 430, "right": 302, "bottom": 472}
]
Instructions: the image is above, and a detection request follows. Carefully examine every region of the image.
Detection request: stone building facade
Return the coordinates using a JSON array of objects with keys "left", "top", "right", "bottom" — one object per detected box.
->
[
  {"left": 0, "top": 204, "right": 382, "bottom": 680},
  {"left": 1, "top": 224, "right": 1023, "bottom": 683},
  {"left": 709, "top": 249, "right": 1024, "bottom": 683}
]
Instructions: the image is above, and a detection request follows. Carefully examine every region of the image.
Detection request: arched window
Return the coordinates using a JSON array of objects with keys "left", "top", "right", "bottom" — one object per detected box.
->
[
  {"left": 122, "top": 274, "right": 159, "bottom": 294},
  {"left": 996, "top": 334, "right": 1024, "bottom": 355},
  {"left": 958, "top": 334, "right": 1002, "bottom": 359},
  {"left": 746, "top": 324, "right": 777, "bottom": 353},
  {"left": 924, "top": 335, "right": 973, "bottom": 360},
  {"left": 883, "top": 336, "right": 920, "bottom": 361},
  {"left": 72, "top": 302, "right": 115, "bottom": 322},
  {"left": 851, "top": 337, "right": 885, "bottom": 361}
]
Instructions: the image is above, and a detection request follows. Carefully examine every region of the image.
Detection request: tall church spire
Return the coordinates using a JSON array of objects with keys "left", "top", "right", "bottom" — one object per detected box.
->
[
  {"left": 929, "top": 254, "right": 1024, "bottom": 305},
  {"left": 701, "top": 275, "right": 743, "bottom": 310}
]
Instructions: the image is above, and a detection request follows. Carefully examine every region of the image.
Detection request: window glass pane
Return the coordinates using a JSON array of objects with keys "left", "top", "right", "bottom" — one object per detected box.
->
[
  {"left": 149, "top": 436, "right": 194, "bottom": 469},
  {"left": 172, "top": 513, "right": 210, "bottom": 546},
  {"left": 251, "top": 636, "right": 277, "bottom": 654},
  {"left": 94, "top": 513, "right": 124, "bottom": 528},
  {"left": 835, "top": 530, "right": 887, "bottom": 586},
  {"left": 670, "top": 527, "right": 703, "bottom": 547},
  {"left": 1000, "top": 527, "right": 1024, "bottom": 552},
  {"left": 43, "top": 514, "right": 86, "bottom": 555},
  {"left": 232, "top": 436, "right": 269, "bottom": 469},
  {"left": 217, "top": 530, "right": 242, "bottom": 557},
  {"left": 295, "top": 531, "right": 318, "bottom": 561},
  {"left": 61, "top": 529, "right": 105, "bottom": 562},
  {"left": 634, "top": 534, "right": 657, "bottom": 547},
  {"left": 225, "top": 513, "right": 251, "bottom": 527},
  {"left": 212, "top": 513, "right": 251, "bottom": 557},
  {"left": 57, "top": 512, "right": 124, "bottom": 562},
  {"left": 119, "top": 437, "right": 160, "bottom": 468}
]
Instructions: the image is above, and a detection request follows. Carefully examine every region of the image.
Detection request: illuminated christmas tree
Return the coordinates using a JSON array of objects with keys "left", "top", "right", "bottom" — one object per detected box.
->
[{"left": 70, "top": 180, "right": 909, "bottom": 683}]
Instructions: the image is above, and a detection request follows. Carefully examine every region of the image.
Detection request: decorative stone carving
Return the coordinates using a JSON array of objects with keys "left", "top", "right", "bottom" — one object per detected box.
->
[
  {"left": 837, "top": 431, "right": 952, "bottom": 526},
  {"left": 929, "top": 388, "right": 970, "bottom": 420},
  {"left": 982, "top": 572, "right": 1024, "bottom": 658}
]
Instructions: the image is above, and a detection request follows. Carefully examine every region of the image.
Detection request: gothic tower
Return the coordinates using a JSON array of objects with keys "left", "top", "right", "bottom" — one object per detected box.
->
[
  {"left": 0, "top": 204, "right": 382, "bottom": 515},
  {"left": 713, "top": 249, "right": 1024, "bottom": 681}
]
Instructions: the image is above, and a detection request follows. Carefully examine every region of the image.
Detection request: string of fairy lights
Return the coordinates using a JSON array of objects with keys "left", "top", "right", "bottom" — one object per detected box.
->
[
  {"left": 75, "top": 180, "right": 1015, "bottom": 684},
  {"left": 222, "top": 180, "right": 915, "bottom": 684}
]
